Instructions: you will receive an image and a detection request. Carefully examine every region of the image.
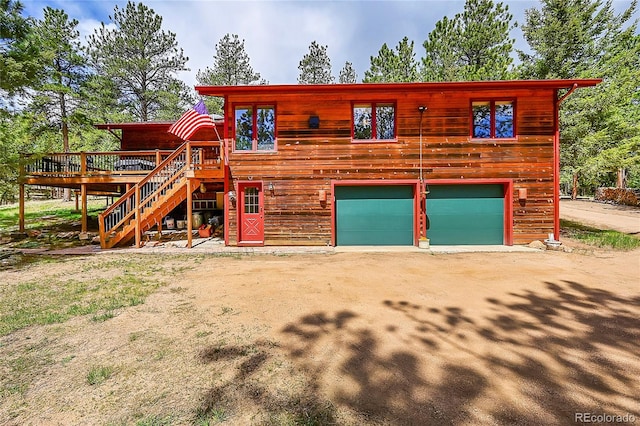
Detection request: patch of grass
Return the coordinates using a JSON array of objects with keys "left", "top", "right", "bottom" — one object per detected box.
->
[
  {"left": 87, "top": 365, "right": 113, "bottom": 385},
  {"left": 91, "top": 310, "right": 116, "bottom": 322},
  {"left": 195, "top": 406, "right": 229, "bottom": 425},
  {"left": 561, "top": 219, "right": 640, "bottom": 250},
  {"left": 0, "top": 259, "right": 165, "bottom": 336},
  {"left": 61, "top": 355, "right": 75, "bottom": 365},
  {"left": 129, "top": 331, "right": 144, "bottom": 342},
  {"left": 134, "top": 415, "right": 174, "bottom": 426},
  {"left": 0, "top": 199, "right": 105, "bottom": 233}
]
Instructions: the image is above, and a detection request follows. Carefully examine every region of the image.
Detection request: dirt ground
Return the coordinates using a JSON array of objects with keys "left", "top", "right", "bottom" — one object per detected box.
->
[
  {"left": 561, "top": 199, "right": 640, "bottom": 234},
  {"left": 1, "top": 242, "right": 639, "bottom": 425}
]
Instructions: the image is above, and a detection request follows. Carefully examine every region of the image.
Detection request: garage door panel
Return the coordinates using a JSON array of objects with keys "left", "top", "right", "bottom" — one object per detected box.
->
[
  {"left": 427, "top": 185, "right": 504, "bottom": 245},
  {"left": 335, "top": 185, "right": 414, "bottom": 246}
]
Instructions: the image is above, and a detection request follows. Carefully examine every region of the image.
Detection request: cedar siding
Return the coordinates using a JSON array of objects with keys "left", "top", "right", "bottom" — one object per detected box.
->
[{"left": 203, "top": 80, "right": 599, "bottom": 246}]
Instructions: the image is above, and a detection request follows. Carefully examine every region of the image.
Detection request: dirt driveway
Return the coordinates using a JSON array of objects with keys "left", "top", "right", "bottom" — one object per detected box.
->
[
  {"left": 2, "top": 246, "right": 639, "bottom": 425},
  {"left": 561, "top": 199, "right": 640, "bottom": 234}
]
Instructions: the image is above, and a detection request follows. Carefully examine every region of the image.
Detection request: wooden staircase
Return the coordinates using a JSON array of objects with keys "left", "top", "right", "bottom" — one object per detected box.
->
[{"left": 98, "top": 141, "right": 221, "bottom": 249}]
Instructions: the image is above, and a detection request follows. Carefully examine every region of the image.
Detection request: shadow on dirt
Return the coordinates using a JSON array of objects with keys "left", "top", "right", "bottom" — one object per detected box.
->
[{"left": 197, "top": 281, "right": 640, "bottom": 425}]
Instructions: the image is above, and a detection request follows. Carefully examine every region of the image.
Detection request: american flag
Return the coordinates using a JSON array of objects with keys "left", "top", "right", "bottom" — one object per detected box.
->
[{"left": 168, "top": 100, "right": 215, "bottom": 141}]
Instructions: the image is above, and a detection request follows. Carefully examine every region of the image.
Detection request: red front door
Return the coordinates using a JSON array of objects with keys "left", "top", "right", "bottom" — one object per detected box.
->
[{"left": 237, "top": 182, "right": 264, "bottom": 246}]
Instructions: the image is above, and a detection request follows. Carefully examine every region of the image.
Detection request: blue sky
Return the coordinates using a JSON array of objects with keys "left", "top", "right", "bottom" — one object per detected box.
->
[{"left": 22, "top": 0, "right": 638, "bottom": 87}]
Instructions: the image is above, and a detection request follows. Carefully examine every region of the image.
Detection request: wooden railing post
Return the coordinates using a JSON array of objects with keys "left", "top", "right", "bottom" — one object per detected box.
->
[
  {"left": 186, "top": 142, "right": 192, "bottom": 170},
  {"left": 135, "top": 185, "right": 141, "bottom": 248},
  {"left": 98, "top": 212, "right": 106, "bottom": 249},
  {"left": 18, "top": 184, "right": 25, "bottom": 232},
  {"left": 80, "top": 152, "right": 87, "bottom": 175},
  {"left": 156, "top": 150, "right": 161, "bottom": 166},
  {"left": 81, "top": 184, "right": 87, "bottom": 233},
  {"left": 187, "top": 179, "right": 193, "bottom": 248}
]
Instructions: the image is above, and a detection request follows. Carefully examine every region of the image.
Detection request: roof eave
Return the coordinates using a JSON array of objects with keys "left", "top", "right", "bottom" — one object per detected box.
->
[{"left": 195, "top": 79, "right": 602, "bottom": 97}]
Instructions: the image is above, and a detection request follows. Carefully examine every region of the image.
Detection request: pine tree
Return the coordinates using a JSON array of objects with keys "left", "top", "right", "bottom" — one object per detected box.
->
[
  {"left": 519, "top": 0, "right": 639, "bottom": 195},
  {"left": 338, "top": 61, "right": 357, "bottom": 83},
  {"left": 518, "top": 0, "right": 637, "bottom": 79},
  {"left": 0, "top": 0, "right": 39, "bottom": 97},
  {"left": 86, "top": 1, "right": 190, "bottom": 121},
  {"left": 422, "top": 0, "right": 515, "bottom": 81},
  {"left": 298, "top": 41, "right": 334, "bottom": 84},
  {"left": 31, "top": 7, "right": 88, "bottom": 153},
  {"left": 364, "top": 37, "right": 419, "bottom": 83},
  {"left": 197, "top": 34, "right": 262, "bottom": 86}
]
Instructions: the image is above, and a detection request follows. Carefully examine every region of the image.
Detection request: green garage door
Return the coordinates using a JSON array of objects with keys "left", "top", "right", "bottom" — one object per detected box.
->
[
  {"left": 426, "top": 184, "right": 504, "bottom": 245},
  {"left": 335, "top": 185, "right": 414, "bottom": 246}
]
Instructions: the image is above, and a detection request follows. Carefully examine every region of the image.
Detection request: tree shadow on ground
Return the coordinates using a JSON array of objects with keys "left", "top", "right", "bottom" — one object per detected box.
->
[
  {"left": 381, "top": 280, "right": 640, "bottom": 425},
  {"left": 197, "top": 281, "right": 640, "bottom": 425}
]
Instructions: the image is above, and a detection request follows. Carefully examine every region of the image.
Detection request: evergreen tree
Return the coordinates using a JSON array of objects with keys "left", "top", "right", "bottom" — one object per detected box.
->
[
  {"left": 0, "top": 0, "right": 39, "bottom": 97},
  {"left": 422, "top": 0, "right": 515, "bottom": 81},
  {"left": 364, "top": 37, "right": 419, "bottom": 83},
  {"left": 86, "top": 1, "right": 190, "bottom": 121},
  {"left": 31, "top": 7, "right": 88, "bottom": 154},
  {"left": 338, "top": 61, "right": 357, "bottom": 83},
  {"left": 298, "top": 41, "right": 334, "bottom": 84},
  {"left": 197, "top": 33, "right": 262, "bottom": 113},
  {"left": 520, "top": 0, "right": 639, "bottom": 195},
  {"left": 197, "top": 34, "right": 262, "bottom": 86},
  {"left": 518, "top": 0, "right": 637, "bottom": 79}
]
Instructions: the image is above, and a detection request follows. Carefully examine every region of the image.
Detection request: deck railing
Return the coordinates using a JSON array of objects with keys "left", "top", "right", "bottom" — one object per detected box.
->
[
  {"left": 22, "top": 150, "right": 176, "bottom": 177},
  {"left": 98, "top": 141, "right": 222, "bottom": 248}
]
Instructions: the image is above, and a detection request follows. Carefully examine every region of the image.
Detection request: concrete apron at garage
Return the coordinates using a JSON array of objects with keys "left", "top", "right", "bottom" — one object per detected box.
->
[{"left": 334, "top": 245, "right": 538, "bottom": 253}]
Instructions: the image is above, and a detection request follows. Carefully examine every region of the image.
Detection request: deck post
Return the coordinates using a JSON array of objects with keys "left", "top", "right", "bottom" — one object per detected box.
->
[
  {"left": 187, "top": 179, "right": 193, "bottom": 248},
  {"left": 19, "top": 184, "right": 25, "bottom": 232},
  {"left": 81, "top": 184, "right": 87, "bottom": 233},
  {"left": 135, "top": 185, "right": 141, "bottom": 248}
]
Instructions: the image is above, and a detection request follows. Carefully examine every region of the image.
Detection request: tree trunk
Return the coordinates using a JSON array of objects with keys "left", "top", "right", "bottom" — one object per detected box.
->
[
  {"left": 571, "top": 172, "right": 579, "bottom": 200},
  {"left": 616, "top": 168, "right": 627, "bottom": 189}
]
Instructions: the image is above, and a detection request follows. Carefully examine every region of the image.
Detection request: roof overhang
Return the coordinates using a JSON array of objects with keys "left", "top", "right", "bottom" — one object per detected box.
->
[
  {"left": 95, "top": 122, "right": 174, "bottom": 131},
  {"left": 95, "top": 120, "right": 223, "bottom": 131},
  {"left": 195, "top": 79, "right": 602, "bottom": 97}
]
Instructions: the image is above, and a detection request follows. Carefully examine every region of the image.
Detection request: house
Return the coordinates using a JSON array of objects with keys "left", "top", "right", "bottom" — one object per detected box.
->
[{"left": 18, "top": 79, "right": 600, "bottom": 248}]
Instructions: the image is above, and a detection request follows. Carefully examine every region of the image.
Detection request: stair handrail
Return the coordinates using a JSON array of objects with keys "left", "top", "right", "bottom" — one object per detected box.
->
[
  {"left": 98, "top": 141, "right": 221, "bottom": 248},
  {"left": 98, "top": 142, "right": 191, "bottom": 244}
]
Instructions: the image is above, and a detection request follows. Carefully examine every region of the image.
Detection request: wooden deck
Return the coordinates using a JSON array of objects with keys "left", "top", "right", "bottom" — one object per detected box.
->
[{"left": 19, "top": 142, "right": 225, "bottom": 248}]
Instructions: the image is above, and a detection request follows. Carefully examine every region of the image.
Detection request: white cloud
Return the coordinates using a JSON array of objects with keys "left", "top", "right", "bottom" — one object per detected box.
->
[{"left": 21, "top": 0, "right": 639, "bottom": 89}]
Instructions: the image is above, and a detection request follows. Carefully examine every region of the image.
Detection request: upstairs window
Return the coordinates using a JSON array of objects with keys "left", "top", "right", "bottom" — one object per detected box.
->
[
  {"left": 353, "top": 102, "right": 396, "bottom": 141},
  {"left": 234, "top": 105, "right": 276, "bottom": 151},
  {"left": 472, "top": 100, "right": 515, "bottom": 139}
]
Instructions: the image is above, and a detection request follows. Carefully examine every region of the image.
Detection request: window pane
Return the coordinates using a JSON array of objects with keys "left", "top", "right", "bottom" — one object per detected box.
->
[
  {"left": 244, "top": 187, "right": 259, "bottom": 214},
  {"left": 495, "top": 101, "right": 514, "bottom": 138},
  {"left": 235, "top": 107, "right": 253, "bottom": 150},
  {"left": 353, "top": 105, "right": 372, "bottom": 139},
  {"left": 257, "top": 106, "right": 275, "bottom": 150},
  {"left": 472, "top": 102, "right": 491, "bottom": 138},
  {"left": 376, "top": 104, "right": 395, "bottom": 140}
]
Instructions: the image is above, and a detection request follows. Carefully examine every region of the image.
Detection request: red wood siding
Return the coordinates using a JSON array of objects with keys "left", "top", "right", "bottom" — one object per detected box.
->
[
  {"left": 222, "top": 87, "right": 560, "bottom": 245},
  {"left": 120, "top": 127, "right": 220, "bottom": 151}
]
